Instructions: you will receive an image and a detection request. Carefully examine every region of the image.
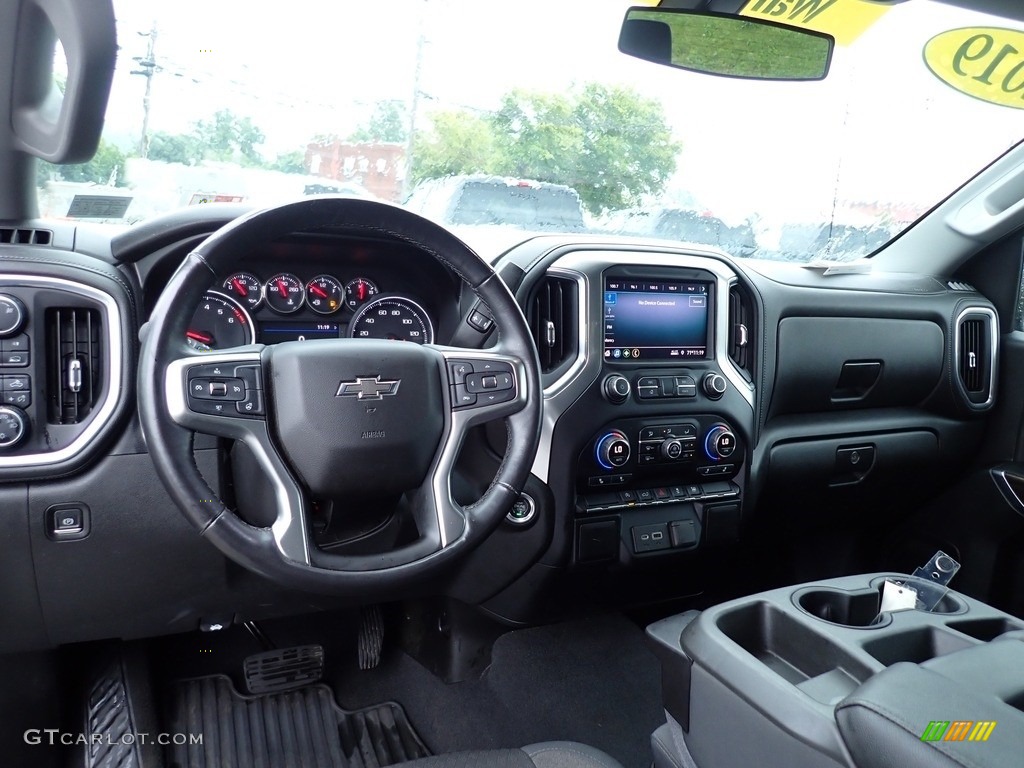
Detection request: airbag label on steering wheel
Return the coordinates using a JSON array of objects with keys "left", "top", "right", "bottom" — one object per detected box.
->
[{"left": 924, "top": 27, "right": 1024, "bottom": 111}]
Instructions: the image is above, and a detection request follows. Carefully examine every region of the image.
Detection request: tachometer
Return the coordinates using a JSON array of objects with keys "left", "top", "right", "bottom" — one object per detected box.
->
[
  {"left": 186, "top": 291, "right": 255, "bottom": 352},
  {"left": 349, "top": 296, "right": 433, "bottom": 344}
]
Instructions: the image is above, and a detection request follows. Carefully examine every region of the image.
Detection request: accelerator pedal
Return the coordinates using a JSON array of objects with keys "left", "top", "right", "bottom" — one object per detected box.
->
[
  {"left": 243, "top": 643, "right": 324, "bottom": 694},
  {"left": 358, "top": 605, "right": 384, "bottom": 670}
]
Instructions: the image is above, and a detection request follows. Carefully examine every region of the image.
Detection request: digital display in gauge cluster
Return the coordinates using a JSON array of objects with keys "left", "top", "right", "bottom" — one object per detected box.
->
[{"left": 192, "top": 269, "right": 434, "bottom": 350}]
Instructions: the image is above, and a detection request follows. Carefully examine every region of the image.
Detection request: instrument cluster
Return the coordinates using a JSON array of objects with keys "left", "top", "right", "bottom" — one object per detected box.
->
[{"left": 187, "top": 270, "right": 435, "bottom": 352}]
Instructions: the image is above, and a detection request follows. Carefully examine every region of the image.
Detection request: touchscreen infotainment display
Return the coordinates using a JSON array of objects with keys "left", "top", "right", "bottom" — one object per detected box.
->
[{"left": 603, "top": 278, "right": 709, "bottom": 361}]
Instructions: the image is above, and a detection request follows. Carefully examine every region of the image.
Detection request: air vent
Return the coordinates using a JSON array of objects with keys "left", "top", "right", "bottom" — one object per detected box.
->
[
  {"left": 528, "top": 275, "right": 578, "bottom": 375},
  {"left": 728, "top": 284, "right": 754, "bottom": 380},
  {"left": 0, "top": 227, "right": 52, "bottom": 245},
  {"left": 46, "top": 308, "right": 103, "bottom": 424},
  {"left": 956, "top": 310, "right": 994, "bottom": 407}
]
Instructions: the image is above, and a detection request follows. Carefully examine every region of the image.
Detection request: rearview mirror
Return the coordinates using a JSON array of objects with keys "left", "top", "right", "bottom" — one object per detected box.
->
[{"left": 619, "top": 8, "right": 833, "bottom": 81}]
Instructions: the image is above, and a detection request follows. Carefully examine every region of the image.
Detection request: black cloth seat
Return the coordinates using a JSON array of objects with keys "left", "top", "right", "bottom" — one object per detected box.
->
[
  {"left": 835, "top": 631, "right": 1024, "bottom": 768},
  {"left": 396, "top": 742, "right": 625, "bottom": 768}
]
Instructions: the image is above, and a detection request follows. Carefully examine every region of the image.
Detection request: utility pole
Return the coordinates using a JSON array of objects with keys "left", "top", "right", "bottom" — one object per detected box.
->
[
  {"left": 401, "top": 0, "right": 427, "bottom": 200},
  {"left": 131, "top": 25, "right": 158, "bottom": 159}
]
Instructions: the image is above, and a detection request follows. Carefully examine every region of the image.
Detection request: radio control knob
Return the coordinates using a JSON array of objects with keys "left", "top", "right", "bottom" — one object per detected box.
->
[
  {"left": 603, "top": 374, "right": 631, "bottom": 404},
  {"left": 0, "top": 295, "right": 26, "bottom": 337},
  {"left": 705, "top": 424, "right": 737, "bottom": 461},
  {"left": 661, "top": 437, "right": 685, "bottom": 461},
  {"left": 596, "top": 430, "right": 631, "bottom": 469},
  {"left": 0, "top": 406, "right": 28, "bottom": 449},
  {"left": 703, "top": 372, "right": 727, "bottom": 400}
]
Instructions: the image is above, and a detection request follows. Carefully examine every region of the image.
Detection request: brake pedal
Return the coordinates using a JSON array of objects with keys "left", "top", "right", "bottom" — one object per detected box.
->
[
  {"left": 243, "top": 644, "right": 324, "bottom": 694},
  {"left": 359, "top": 605, "right": 384, "bottom": 670}
]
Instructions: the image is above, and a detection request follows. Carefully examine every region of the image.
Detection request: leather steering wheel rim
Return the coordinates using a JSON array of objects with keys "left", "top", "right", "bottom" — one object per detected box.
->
[{"left": 138, "top": 197, "right": 542, "bottom": 596}]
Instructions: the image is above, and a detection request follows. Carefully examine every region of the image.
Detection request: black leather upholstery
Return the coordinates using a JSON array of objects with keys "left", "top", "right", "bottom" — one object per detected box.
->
[
  {"left": 397, "top": 743, "right": 624, "bottom": 768},
  {"left": 836, "top": 632, "right": 1024, "bottom": 768}
]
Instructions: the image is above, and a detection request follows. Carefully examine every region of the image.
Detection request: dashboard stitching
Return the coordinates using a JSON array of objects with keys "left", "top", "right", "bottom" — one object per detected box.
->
[{"left": 0, "top": 251, "right": 137, "bottom": 313}]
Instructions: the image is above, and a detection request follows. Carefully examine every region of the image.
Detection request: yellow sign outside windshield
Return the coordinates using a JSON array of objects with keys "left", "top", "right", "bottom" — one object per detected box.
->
[
  {"left": 740, "top": 0, "right": 889, "bottom": 46},
  {"left": 924, "top": 28, "right": 1024, "bottom": 110}
]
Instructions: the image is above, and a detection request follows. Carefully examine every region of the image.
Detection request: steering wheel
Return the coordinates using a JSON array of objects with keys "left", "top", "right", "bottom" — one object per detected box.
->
[{"left": 138, "top": 198, "right": 542, "bottom": 595}]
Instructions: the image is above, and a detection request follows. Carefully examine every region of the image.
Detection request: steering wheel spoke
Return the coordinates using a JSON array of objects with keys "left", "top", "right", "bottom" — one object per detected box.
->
[{"left": 164, "top": 350, "right": 311, "bottom": 566}]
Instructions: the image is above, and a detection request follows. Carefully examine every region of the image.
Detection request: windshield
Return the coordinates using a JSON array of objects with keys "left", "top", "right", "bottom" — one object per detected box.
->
[{"left": 36, "top": 0, "right": 1024, "bottom": 262}]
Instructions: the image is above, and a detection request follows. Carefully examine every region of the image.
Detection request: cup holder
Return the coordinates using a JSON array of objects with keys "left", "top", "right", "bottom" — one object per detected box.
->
[
  {"left": 796, "top": 580, "right": 967, "bottom": 628},
  {"left": 796, "top": 587, "right": 885, "bottom": 627}
]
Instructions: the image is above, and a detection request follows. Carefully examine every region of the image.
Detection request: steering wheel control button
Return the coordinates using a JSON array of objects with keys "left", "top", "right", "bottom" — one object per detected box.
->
[
  {"left": 0, "top": 295, "right": 26, "bottom": 337},
  {"left": 595, "top": 430, "right": 631, "bottom": 469},
  {"left": 234, "top": 365, "right": 263, "bottom": 390},
  {"left": 467, "top": 306, "right": 494, "bottom": 332},
  {"left": 0, "top": 405, "right": 28, "bottom": 448},
  {"left": 447, "top": 360, "right": 474, "bottom": 385},
  {"left": 506, "top": 493, "right": 536, "bottom": 525},
  {"left": 190, "top": 377, "right": 246, "bottom": 401},
  {"left": 450, "top": 361, "right": 516, "bottom": 408},
  {"left": 236, "top": 390, "right": 265, "bottom": 417},
  {"left": 452, "top": 385, "right": 477, "bottom": 408}
]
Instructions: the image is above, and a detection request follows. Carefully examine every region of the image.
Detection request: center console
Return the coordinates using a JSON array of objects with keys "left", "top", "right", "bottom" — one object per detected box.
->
[
  {"left": 646, "top": 573, "right": 1024, "bottom": 768},
  {"left": 558, "top": 264, "right": 754, "bottom": 567}
]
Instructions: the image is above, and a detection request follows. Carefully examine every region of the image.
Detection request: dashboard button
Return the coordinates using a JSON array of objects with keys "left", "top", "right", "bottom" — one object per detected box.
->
[
  {"left": 620, "top": 490, "right": 637, "bottom": 503},
  {"left": 670, "top": 486, "right": 687, "bottom": 498},
  {"left": 640, "top": 426, "right": 670, "bottom": 441},
  {"left": 2, "top": 334, "right": 29, "bottom": 352},
  {"left": 637, "top": 489, "right": 655, "bottom": 502},
  {"left": 637, "top": 376, "right": 659, "bottom": 388},
  {"left": 3, "top": 391, "right": 30, "bottom": 407},
  {"left": 637, "top": 386, "right": 660, "bottom": 400},
  {"left": 1, "top": 375, "right": 29, "bottom": 392},
  {"left": 0, "top": 349, "right": 29, "bottom": 367}
]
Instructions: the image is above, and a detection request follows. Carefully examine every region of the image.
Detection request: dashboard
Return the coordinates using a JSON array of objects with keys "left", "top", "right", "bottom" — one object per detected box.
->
[{"left": 0, "top": 207, "right": 1004, "bottom": 649}]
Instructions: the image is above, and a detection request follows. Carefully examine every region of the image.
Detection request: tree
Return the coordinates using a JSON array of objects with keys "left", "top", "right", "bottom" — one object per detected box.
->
[
  {"left": 147, "top": 131, "right": 204, "bottom": 166},
  {"left": 411, "top": 110, "right": 500, "bottom": 184},
  {"left": 349, "top": 100, "right": 408, "bottom": 144},
  {"left": 492, "top": 84, "right": 679, "bottom": 213},
  {"left": 55, "top": 139, "right": 128, "bottom": 187},
  {"left": 193, "top": 110, "right": 266, "bottom": 165},
  {"left": 409, "top": 84, "right": 680, "bottom": 214},
  {"left": 269, "top": 150, "right": 307, "bottom": 174}
]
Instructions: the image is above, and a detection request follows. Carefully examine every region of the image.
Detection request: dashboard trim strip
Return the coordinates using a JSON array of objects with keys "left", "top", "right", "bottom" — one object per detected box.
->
[{"left": 0, "top": 274, "right": 124, "bottom": 469}]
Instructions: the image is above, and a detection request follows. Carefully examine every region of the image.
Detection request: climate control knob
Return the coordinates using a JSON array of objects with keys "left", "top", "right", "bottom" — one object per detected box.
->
[
  {"left": 661, "top": 437, "right": 686, "bottom": 461},
  {"left": 603, "top": 374, "right": 631, "bottom": 404},
  {"left": 0, "top": 406, "right": 28, "bottom": 449},
  {"left": 596, "top": 430, "right": 631, "bottom": 469},
  {"left": 704, "top": 424, "right": 737, "bottom": 461},
  {"left": 0, "top": 295, "right": 26, "bottom": 337},
  {"left": 703, "top": 372, "right": 728, "bottom": 400}
]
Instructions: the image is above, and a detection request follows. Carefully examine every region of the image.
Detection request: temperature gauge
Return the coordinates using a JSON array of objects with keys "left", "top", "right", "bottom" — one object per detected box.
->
[
  {"left": 221, "top": 272, "right": 262, "bottom": 311},
  {"left": 344, "top": 278, "right": 378, "bottom": 311},
  {"left": 306, "top": 275, "right": 344, "bottom": 315},
  {"left": 265, "top": 273, "right": 304, "bottom": 314}
]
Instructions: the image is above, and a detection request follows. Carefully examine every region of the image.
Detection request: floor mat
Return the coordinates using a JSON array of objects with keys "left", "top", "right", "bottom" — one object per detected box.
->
[
  {"left": 166, "top": 675, "right": 430, "bottom": 768},
  {"left": 329, "top": 614, "right": 663, "bottom": 768}
]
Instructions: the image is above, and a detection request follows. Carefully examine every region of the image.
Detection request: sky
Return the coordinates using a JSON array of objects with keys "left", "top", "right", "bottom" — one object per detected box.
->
[{"left": 96, "top": 0, "right": 1023, "bottom": 227}]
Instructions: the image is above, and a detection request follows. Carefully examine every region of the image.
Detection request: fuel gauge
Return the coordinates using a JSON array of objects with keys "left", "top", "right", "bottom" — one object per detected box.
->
[
  {"left": 306, "top": 275, "right": 344, "bottom": 315},
  {"left": 221, "top": 271, "right": 262, "bottom": 311},
  {"left": 344, "top": 278, "right": 378, "bottom": 311}
]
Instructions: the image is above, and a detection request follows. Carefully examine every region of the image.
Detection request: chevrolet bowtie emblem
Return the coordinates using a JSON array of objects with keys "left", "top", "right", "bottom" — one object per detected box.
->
[{"left": 335, "top": 375, "right": 401, "bottom": 400}]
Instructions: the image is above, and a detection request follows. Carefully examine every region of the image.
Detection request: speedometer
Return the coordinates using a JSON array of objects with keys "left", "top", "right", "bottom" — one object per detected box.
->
[
  {"left": 186, "top": 291, "right": 256, "bottom": 352},
  {"left": 349, "top": 296, "right": 433, "bottom": 344}
]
